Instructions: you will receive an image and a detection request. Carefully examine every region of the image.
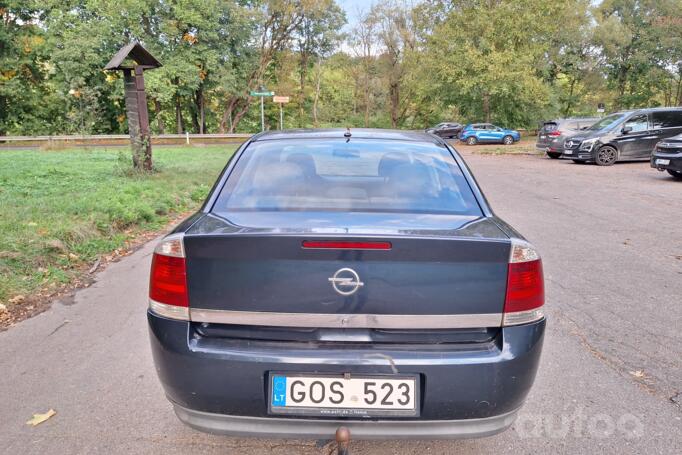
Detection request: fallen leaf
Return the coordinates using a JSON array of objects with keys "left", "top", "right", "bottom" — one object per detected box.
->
[
  {"left": 68, "top": 253, "right": 79, "bottom": 260},
  {"left": 0, "top": 303, "right": 7, "bottom": 314},
  {"left": 630, "top": 370, "right": 645, "bottom": 378},
  {"left": 8, "top": 295, "right": 25, "bottom": 305},
  {"left": 26, "top": 409, "right": 56, "bottom": 426}
]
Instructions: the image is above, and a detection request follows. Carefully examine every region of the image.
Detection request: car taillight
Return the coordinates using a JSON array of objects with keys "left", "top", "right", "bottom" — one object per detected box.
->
[
  {"left": 548, "top": 130, "right": 562, "bottom": 137},
  {"left": 503, "top": 239, "right": 545, "bottom": 326},
  {"left": 149, "top": 234, "right": 189, "bottom": 320}
]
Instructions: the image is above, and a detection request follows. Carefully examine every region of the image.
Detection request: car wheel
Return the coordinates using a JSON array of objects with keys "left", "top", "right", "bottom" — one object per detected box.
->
[
  {"left": 547, "top": 152, "right": 561, "bottom": 159},
  {"left": 466, "top": 137, "right": 478, "bottom": 145},
  {"left": 503, "top": 135, "right": 514, "bottom": 145},
  {"left": 667, "top": 169, "right": 682, "bottom": 180},
  {"left": 595, "top": 145, "right": 618, "bottom": 166}
]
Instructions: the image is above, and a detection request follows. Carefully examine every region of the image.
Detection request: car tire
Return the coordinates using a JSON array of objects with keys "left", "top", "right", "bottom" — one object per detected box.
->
[
  {"left": 503, "top": 135, "right": 514, "bottom": 145},
  {"left": 667, "top": 169, "right": 682, "bottom": 180},
  {"left": 594, "top": 145, "right": 618, "bottom": 166},
  {"left": 547, "top": 152, "right": 561, "bottom": 159},
  {"left": 466, "top": 137, "right": 478, "bottom": 145}
]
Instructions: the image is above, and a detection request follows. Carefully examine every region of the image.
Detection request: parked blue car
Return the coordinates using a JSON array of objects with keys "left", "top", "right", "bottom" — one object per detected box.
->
[{"left": 459, "top": 123, "right": 521, "bottom": 145}]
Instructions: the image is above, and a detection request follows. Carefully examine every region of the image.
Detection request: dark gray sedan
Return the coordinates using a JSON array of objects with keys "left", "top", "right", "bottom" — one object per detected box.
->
[{"left": 147, "top": 129, "right": 546, "bottom": 439}]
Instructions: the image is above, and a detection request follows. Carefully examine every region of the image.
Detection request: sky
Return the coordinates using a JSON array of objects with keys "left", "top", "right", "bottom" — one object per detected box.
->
[{"left": 338, "top": 0, "right": 379, "bottom": 26}]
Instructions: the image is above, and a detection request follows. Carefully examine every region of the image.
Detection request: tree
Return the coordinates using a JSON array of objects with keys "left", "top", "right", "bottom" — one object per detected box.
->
[
  {"left": 594, "top": 0, "right": 682, "bottom": 109},
  {"left": 293, "top": 0, "right": 345, "bottom": 127}
]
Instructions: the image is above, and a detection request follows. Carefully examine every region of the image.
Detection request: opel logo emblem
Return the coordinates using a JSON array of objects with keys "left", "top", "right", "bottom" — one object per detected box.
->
[{"left": 328, "top": 268, "right": 364, "bottom": 296}]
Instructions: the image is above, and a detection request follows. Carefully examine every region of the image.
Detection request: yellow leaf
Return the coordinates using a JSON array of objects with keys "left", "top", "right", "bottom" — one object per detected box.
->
[{"left": 26, "top": 409, "right": 56, "bottom": 426}]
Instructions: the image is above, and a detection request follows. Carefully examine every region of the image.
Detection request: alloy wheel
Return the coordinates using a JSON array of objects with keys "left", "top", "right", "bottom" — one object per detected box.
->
[{"left": 595, "top": 146, "right": 617, "bottom": 166}]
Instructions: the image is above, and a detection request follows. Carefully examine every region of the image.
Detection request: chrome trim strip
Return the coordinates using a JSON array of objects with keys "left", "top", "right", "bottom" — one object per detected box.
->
[
  {"left": 502, "top": 308, "right": 544, "bottom": 326},
  {"left": 149, "top": 299, "right": 190, "bottom": 321},
  {"left": 189, "top": 308, "right": 503, "bottom": 329}
]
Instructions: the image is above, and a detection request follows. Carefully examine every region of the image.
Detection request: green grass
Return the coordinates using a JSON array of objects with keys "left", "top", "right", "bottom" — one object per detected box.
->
[{"left": 0, "top": 145, "right": 236, "bottom": 306}]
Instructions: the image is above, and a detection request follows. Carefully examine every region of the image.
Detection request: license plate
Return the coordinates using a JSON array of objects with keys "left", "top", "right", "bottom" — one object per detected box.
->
[
  {"left": 564, "top": 150, "right": 573, "bottom": 155},
  {"left": 656, "top": 159, "right": 670, "bottom": 165},
  {"left": 269, "top": 373, "right": 419, "bottom": 417}
]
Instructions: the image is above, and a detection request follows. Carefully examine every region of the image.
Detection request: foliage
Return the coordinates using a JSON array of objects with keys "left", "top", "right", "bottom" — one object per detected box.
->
[{"left": 0, "top": 0, "right": 681, "bottom": 134}]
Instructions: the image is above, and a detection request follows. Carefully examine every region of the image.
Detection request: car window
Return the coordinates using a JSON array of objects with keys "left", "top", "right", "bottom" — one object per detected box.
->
[
  {"left": 215, "top": 139, "right": 483, "bottom": 216},
  {"left": 588, "top": 113, "right": 625, "bottom": 131},
  {"left": 623, "top": 115, "right": 648, "bottom": 133},
  {"left": 652, "top": 111, "right": 682, "bottom": 128},
  {"left": 542, "top": 122, "right": 558, "bottom": 133}
]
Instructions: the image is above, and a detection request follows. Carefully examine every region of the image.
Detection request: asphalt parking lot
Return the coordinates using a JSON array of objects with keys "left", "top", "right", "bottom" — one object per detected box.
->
[{"left": 1, "top": 150, "right": 680, "bottom": 454}]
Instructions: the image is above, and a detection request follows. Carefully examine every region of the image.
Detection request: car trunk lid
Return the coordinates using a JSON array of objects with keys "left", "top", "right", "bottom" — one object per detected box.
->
[{"left": 183, "top": 213, "right": 511, "bottom": 325}]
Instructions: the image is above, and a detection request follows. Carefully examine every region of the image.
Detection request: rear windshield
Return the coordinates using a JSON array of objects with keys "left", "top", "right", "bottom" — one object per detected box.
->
[
  {"left": 541, "top": 122, "right": 558, "bottom": 132},
  {"left": 214, "top": 139, "right": 482, "bottom": 215}
]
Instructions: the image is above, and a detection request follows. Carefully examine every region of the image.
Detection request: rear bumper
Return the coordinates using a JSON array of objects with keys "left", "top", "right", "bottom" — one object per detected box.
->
[
  {"left": 172, "top": 403, "right": 520, "bottom": 439},
  {"left": 148, "top": 312, "right": 545, "bottom": 439},
  {"left": 651, "top": 152, "right": 682, "bottom": 172}
]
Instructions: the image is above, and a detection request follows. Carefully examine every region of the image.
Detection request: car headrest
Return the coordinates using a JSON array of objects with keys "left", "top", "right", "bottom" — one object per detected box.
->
[
  {"left": 378, "top": 152, "right": 410, "bottom": 177},
  {"left": 386, "top": 162, "right": 433, "bottom": 197},
  {"left": 285, "top": 153, "right": 318, "bottom": 179},
  {"left": 252, "top": 161, "right": 305, "bottom": 194}
]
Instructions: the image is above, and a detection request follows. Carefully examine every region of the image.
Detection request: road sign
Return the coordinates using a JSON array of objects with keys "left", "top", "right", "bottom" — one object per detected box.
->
[
  {"left": 250, "top": 91, "right": 274, "bottom": 97},
  {"left": 273, "top": 96, "right": 290, "bottom": 103}
]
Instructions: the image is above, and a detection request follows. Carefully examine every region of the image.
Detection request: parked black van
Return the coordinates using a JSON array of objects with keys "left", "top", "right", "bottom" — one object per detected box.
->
[{"left": 562, "top": 108, "right": 682, "bottom": 166}]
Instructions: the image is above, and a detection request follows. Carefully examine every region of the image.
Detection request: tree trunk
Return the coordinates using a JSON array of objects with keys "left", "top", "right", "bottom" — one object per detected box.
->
[
  {"left": 389, "top": 80, "right": 400, "bottom": 128},
  {"left": 299, "top": 52, "right": 308, "bottom": 128},
  {"left": 312, "top": 57, "right": 322, "bottom": 127},
  {"left": 363, "top": 73, "right": 370, "bottom": 127},
  {"left": 483, "top": 93, "right": 490, "bottom": 123},
  {"left": 232, "top": 101, "right": 250, "bottom": 132},
  {"left": 154, "top": 99, "right": 164, "bottom": 134},
  {"left": 564, "top": 78, "right": 576, "bottom": 117},
  {"left": 175, "top": 95, "right": 184, "bottom": 134},
  {"left": 194, "top": 87, "right": 205, "bottom": 134}
]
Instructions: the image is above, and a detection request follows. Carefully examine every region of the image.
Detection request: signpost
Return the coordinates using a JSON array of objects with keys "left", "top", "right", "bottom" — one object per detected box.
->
[
  {"left": 250, "top": 89, "right": 274, "bottom": 132},
  {"left": 273, "top": 96, "right": 290, "bottom": 130}
]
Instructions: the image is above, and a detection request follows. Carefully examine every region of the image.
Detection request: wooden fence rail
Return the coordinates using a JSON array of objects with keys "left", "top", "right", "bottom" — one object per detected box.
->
[{"left": 0, "top": 133, "right": 253, "bottom": 148}]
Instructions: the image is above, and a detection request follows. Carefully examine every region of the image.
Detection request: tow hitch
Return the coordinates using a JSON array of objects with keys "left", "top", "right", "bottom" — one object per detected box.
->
[{"left": 336, "top": 426, "right": 351, "bottom": 455}]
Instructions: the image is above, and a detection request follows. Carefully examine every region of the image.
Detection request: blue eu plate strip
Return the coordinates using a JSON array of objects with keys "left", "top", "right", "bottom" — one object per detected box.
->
[{"left": 271, "top": 376, "right": 287, "bottom": 407}]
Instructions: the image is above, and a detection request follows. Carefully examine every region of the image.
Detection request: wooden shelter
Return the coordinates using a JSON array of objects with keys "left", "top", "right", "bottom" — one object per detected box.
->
[{"left": 104, "top": 42, "right": 162, "bottom": 171}]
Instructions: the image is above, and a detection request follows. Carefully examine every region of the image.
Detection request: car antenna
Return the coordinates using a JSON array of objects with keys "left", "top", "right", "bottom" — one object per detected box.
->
[{"left": 344, "top": 127, "right": 351, "bottom": 142}]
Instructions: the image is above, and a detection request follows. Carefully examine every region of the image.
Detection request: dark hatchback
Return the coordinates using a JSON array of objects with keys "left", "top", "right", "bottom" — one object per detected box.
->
[
  {"left": 651, "top": 133, "right": 682, "bottom": 179},
  {"left": 148, "top": 129, "right": 546, "bottom": 439},
  {"left": 425, "top": 122, "right": 463, "bottom": 139},
  {"left": 562, "top": 107, "right": 682, "bottom": 165}
]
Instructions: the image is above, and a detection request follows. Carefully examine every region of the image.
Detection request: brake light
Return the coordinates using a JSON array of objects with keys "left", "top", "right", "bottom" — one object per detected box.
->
[
  {"left": 503, "top": 240, "right": 545, "bottom": 326},
  {"left": 149, "top": 234, "right": 189, "bottom": 320},
  {"left": 302, "top": 240, "right": 392, "bottom": 250},
  {"left": 548, "top": 130, "right": 562, "bottom": 137}
]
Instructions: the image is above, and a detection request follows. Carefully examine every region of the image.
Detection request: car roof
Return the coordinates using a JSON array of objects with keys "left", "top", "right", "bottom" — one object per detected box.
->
[{"left": 251, "top": 128, "right": 444, "bottom": 144}]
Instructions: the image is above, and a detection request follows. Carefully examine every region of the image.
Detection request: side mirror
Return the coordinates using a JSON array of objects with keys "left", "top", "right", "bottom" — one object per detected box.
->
[{"left": 621, "top": 126, "right": 633, "bottom": 134}]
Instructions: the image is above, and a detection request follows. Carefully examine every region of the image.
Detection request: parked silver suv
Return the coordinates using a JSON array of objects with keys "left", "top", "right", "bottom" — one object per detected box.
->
[{"left": 536, "top": 118, "right": 599, "bottom": 159}]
